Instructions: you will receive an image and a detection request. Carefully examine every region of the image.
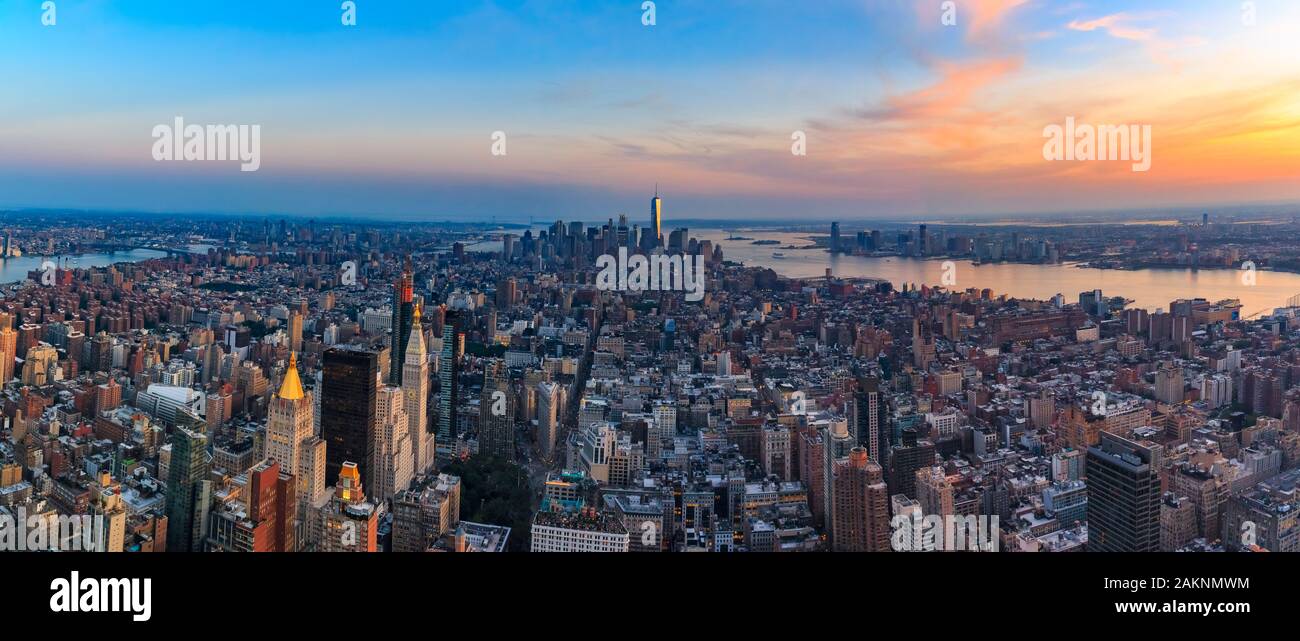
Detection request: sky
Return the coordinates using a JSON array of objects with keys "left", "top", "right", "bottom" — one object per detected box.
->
[{"left": 1, "top": 0, "right": 1299, "bottom": 223}]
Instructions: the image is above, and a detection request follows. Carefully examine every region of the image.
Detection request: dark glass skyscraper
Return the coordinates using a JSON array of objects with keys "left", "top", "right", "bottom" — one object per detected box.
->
[
  {"left": 322, "top": 346, "right": 379, "bottom": 487},
  {"left": 389, "top": 258, "right": 414, "bottom": 385},
  {"left": 1086, "top": 431, "right": 1162, "bottom": 552},
  {"left": 165, "top": 423, "right": 211, "bottom": 552},
  {"left": 887, "top": 428, "right": 935, "bottom": 500}
]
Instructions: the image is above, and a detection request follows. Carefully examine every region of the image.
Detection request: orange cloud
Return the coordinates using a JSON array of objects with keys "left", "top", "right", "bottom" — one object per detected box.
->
[
  {"left": 965, "top": 0, "right": 1031, "bottom": 37},
  {"left": 886, "top": 57, "right": 1021, "bottom": 121},
  {"left": 1067, "top": 13, "right": 1155, "bottom": 41},
  {"left": 914, "top": 0, "right": 1028, "bottom": 40}
]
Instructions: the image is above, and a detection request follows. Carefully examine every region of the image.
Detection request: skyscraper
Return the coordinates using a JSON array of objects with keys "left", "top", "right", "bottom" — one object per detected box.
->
[
  {"left": 1155, "top": 363, "right": 1184, "bottom": 404},
  {"left": 1087, "top": 431, "right": 1162, "bottom": 552},
  {"left": 322, "top": 346, "right": 379, "bottom": 488},
  {"left": 22, "top": 343, "right": 58, "bottom": 386},
  {"left": 822, "top": 418, "right": 856, "bottom": 530},
  {"left": 915, "top": 466, "right": 955, "bottom": 516},
  {"left": 831, "top": 447, "right": 891, "bottom": 552},
  {"left": 887, "top": 428, "right": 935, "bottom": 499},
  {"left": 287, "top": 311, "right": 304, "bottom": 354},
  {"left": 165, "top": 425, "right": 211, "bottom": 553},
  {"left": 374, "top": 385, "right": 413, "bottom": 501},
  {"left": 437, "top": 311, "right": 463, "bottom": 442},
  {"left": 301, "top": 436, "right": 328, "bottom": 511},
  {"left": 0, "top": 324, "right": 15, "bottom": 384},
  {"left": 853, "top": 377, "right": 887, "bottom": 462},
  {"left": 403, "top": 305, "right": 433, "bottom": 475},
  {"left": 537, "top": 381, "right": 560, "bottom": 463},
  {"left": 912, "top": 317, "right": 935, "bottom": 370},
  {"left": 266, "top": 352, "right": 316, "bottom": 515},
  {"left": 480, "top": 359, "right": 514, "bottom": 461},
  {"left": 247, "top": 459, "right": 297, "bottom": 552},
  {"left": 649, "top": 186, "right": 662, "bottom": 249},
  {"left": 798, "top": 428, "right": 826, "bottom": 529},
  {"left": 389, "top": 257, "right": 414, "bottom": 385},
  {"left": 496, "top": 277, "right": 517, "bottom": 310}
]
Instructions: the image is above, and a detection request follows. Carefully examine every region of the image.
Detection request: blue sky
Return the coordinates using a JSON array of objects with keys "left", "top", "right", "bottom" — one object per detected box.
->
[{"left": 1, "top": 0, "right": 1298, "bottom": 222}]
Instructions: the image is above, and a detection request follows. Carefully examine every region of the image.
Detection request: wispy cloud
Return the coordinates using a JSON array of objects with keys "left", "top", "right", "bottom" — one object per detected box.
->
[
  {"left": 1067, "top": 13, "right": 1156, "bottom": 41},
  {"left": 965, "top": 0, "right": 1032, "bottom": 37}
]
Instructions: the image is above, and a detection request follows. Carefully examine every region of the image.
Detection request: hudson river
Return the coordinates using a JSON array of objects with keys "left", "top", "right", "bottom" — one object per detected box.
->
[{"left": 693, "top": 230, "right": 1300, "bottom": 316}]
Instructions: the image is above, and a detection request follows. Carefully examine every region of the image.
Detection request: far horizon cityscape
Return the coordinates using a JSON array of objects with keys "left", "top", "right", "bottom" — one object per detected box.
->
[{"left": 5, "top": 200, "right": 1300, "bottom": 315}]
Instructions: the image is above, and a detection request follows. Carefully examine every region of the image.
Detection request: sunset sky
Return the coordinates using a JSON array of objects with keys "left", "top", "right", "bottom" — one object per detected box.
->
[{"left": 2, "top": 0, "right": 1298, "bottom": 221}]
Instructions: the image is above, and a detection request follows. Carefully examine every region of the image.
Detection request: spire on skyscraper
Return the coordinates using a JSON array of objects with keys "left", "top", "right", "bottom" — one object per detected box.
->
[
  {"left": 406, "top": 303, "right": 426, "bottom": 357},
  {"left": 278, "top": 352, "right": 305, "bottom": 400}
]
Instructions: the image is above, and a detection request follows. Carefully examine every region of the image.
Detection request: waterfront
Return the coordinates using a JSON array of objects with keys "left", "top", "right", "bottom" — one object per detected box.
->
[
  {"left": 693, "top": 230, "right": 1300, "bottom": 316},
  {"left": 0, "top": 249, "right": 167, "bottom": 286}
]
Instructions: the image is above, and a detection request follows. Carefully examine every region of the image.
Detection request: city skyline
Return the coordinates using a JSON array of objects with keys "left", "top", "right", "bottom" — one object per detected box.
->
[
  {"left": 3, "top": 208, "right": 1300, "bottom": 563},
  {"left": 3, "top": 0, "right": 1298, "bottom": 221}
]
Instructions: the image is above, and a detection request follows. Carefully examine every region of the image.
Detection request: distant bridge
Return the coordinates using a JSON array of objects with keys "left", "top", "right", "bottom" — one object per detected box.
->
[{"left": 86, "top": 243, "right": 200, "bottom": 257}]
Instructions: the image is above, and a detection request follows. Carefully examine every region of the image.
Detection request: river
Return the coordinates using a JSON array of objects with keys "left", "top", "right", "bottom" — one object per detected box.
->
[
  {"left": 692, "top": 230, "right": 1300, "bottom": 316},
  {"left": 0, "top": 249, "right": 169, "bottom": 286}
]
